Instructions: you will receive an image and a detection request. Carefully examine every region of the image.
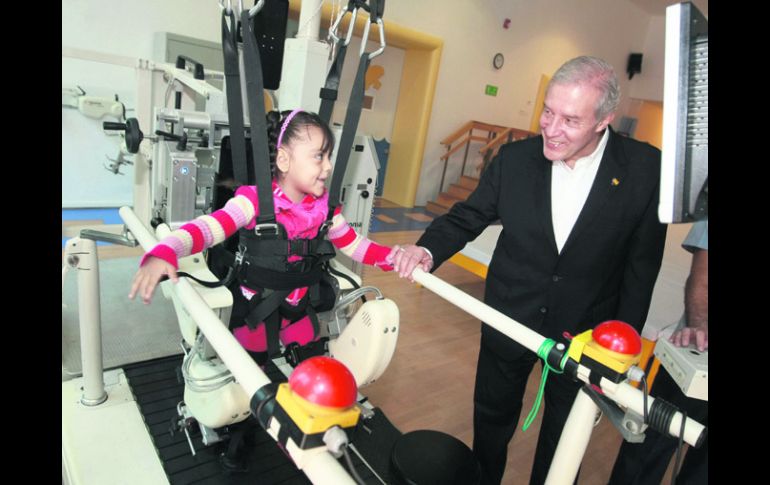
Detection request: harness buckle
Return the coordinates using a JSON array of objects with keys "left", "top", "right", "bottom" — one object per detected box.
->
[
  {"left": 235, "top": 245, "right": 246, "bottom": 266},
  {"left": 255, "top": 223, "right": 280, "bottom": 237},
  {"left": 289, "top": 239, "right": 311, "bottom": 256},
  {"left": 319, "top": 219, "right": 332, "bottom": 234}
]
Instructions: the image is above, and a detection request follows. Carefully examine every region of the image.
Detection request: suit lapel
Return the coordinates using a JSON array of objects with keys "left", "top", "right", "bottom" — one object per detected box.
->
[
  {"left": 529, "top": 145, "right": 559, "bottom": 256},
  {"left": 560, "top": 129, "right": 627, "bottom": 255}
]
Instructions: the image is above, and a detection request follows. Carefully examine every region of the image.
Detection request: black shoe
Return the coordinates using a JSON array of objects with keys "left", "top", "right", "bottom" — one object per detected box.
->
[{"left": 219, "top": 452, "right": 249, "bottom": 474}]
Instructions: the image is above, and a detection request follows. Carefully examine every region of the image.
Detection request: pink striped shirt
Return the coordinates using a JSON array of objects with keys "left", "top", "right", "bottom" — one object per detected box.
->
[{"left": 142, "top": 181, "right": 393, "bottom": 304}]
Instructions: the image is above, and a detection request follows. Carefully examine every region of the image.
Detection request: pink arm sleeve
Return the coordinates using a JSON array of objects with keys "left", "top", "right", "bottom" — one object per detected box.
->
[
  {"left": 140, "top": 193, "right": 256, "bottom": 268},
  {"left": 326, "top": 207, "right": 394, "bottom": 271}
]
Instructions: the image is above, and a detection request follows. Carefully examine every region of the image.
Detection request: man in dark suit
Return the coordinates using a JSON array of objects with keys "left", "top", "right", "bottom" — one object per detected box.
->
[{"left": 391, "top": 56, "right": 667, "bottom": 485}]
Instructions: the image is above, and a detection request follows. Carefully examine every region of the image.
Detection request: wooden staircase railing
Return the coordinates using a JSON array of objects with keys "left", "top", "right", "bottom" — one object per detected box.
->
[
  {"left": 477, "top": 127, "right": 537, "bottom": 173},
  {"left": 438, "top": 121, "right": 509, "bottom": 194},
  {"left": 426, "top": 122, "right": 536, "bottom": 216}
]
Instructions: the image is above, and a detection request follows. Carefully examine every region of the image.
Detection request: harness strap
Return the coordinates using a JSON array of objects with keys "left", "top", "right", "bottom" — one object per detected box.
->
[
  {"left": 240, "top": 8, "right": 276, "bottom": 227},
  {"left": 318, "top": 42, "right": 348, "bottom": 124},
  {"left": 220, "top": 8, "right": 249, "bottom": 185},
  {"left": 327, "top": 52, "right": 372, "bottom": 220}
]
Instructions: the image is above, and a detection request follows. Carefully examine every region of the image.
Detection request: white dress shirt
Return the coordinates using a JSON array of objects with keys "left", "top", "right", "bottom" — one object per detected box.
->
[{"left": 551, "top": 129, "right": 609, "bottom": 253}]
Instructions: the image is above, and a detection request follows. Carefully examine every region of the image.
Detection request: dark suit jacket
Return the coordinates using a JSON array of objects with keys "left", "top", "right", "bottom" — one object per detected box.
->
[{"left": 418, "top": 129, "right": 667, "bottom": 360}]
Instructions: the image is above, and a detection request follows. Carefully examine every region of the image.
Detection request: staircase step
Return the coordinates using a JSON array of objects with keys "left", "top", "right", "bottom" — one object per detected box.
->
[
  {"left": 458, "top": 176, "right": 479, "bottom": 191},
  {"left": 448, "top": 184, "right": 473, "bottom": 200},
  {"left": 425, "top": 201, "right": 449, "bottom": 216},
  {"left": 436, "top": 193, "right": 463, "bottom": 208}
]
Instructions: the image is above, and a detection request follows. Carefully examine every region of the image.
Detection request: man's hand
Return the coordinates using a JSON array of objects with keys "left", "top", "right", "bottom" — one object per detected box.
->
[
  {"left": 388, "top": 244, "right": 433, "bottom": 282},
  {"left": 669, "top": 327, "right": 708, "bottom": 352}
]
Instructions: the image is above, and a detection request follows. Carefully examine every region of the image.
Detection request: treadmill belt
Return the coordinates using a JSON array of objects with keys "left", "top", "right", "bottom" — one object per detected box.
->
[{"left": 123, "top": 355, "right": 400, "bottom": 484}]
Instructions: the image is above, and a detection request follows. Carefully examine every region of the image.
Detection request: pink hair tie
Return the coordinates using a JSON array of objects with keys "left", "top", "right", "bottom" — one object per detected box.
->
[{"left": 277, "top": 109, "right": 304, "bottom": 149}]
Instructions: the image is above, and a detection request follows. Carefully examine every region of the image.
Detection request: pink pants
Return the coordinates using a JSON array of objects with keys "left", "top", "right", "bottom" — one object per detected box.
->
[{"left": 232, "top": 315, "right": 316, "bottom": 352}]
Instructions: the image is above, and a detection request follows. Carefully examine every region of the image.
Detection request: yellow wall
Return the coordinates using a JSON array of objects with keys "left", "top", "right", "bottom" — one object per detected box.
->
[
  {"left": 633, "top": 100, "right": 663, "bottom": 149},
  {"left": 529, "top": 74, "right": 550, "bottom": 134}
]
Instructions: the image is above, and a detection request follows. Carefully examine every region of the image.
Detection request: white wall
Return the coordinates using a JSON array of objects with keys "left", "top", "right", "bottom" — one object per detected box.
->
[
  {"left": 63, "top": 0, "right": 705, "bottom": 208},
  {"left": 62, "top": 0, "right": 222, "bottom": 208},
  {"left": 628, "top": 15, "right": 666, "bottom": 103},
  {"left": 329, "top": 37, "right": 405, "bottom": 142},
  {"left": 628, "top": 1, "right": 708, "bottom": 103},
  {"left": 381, "top": 0, "right": 658, "bottom": 205}
]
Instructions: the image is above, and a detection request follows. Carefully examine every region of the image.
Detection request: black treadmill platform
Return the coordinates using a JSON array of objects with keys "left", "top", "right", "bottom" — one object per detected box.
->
[{"left": 123, "top": 355, "right": 401, "bottom": 484}]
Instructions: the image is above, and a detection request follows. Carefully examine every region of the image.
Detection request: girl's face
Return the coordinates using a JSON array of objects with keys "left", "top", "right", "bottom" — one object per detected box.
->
[{"left": 276, "top": 125, "right": 333, "bottom": 203}]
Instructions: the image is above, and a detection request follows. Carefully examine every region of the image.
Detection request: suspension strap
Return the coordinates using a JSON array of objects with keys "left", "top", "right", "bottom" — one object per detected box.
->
[
  {"left": 327, "top": 0, "right": 385, "bottom": 220},
  {"left": 318, "top": 0, "right": 359, "bottom": 123},
  {"left": 221, "top": 8, "right": 249, "bottom": 185},
  {"left": 327, "top": 53, "right": 371, "bottom": 218},
  {"left": 240, "top": 7, "right": 277, "bottom": 228}
]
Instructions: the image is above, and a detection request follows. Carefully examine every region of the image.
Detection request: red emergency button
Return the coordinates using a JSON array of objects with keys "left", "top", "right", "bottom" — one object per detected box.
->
[
  {"left": 288, "top": 356, "right": 358, "bottom": 408},
  {"left": 592, "top": 320, "right": 642, "bottom": 355}
]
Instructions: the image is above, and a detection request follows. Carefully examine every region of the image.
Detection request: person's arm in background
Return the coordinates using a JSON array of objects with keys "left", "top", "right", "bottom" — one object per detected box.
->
[{"left": 671, "top": 247, "right": 708, "bottom": 351}]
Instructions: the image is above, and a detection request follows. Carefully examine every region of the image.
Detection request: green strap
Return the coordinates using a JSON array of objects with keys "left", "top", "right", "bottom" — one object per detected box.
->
[{"left": 522, "top": 339, "right": 568, "bottom": 431}]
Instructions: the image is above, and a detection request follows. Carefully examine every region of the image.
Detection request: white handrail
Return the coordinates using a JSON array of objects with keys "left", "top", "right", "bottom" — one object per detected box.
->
[
  {"left": 410, "top": 268, "right": 706, "bottom": 448},
  {"left": 119, "top": 206, "right": 355, "bottom": 485}
]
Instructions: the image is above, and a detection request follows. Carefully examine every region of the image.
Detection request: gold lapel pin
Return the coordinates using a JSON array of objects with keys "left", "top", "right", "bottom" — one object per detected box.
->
[{"left": 611, "top": 178, "right": 620, "bottom": 186}]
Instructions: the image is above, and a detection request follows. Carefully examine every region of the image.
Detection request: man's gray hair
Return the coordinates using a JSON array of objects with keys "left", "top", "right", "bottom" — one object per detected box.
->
[{"left": 549, "top": 56, "right": 620, "bottom": 121}]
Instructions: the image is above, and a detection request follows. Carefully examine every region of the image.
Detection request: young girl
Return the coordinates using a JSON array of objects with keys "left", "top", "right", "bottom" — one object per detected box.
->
[{"left": 129, "top": 109, "right": 396, "bottom": 362}]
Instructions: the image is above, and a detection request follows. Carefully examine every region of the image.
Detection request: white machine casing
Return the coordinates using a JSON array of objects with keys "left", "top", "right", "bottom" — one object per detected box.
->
[
  {"left": 157, "top": 226, "right": 252, "bottom": 428},
  {"left": 329, "top": 298, "right": 399, "bottom": 388},
  {"left": 182, "top": 352, "right": 251, "bottom": 428},
  {"left": 654, "top": 337, "right": 708, "bottom": 401},
  {"left": 328, "top": 128, "right": 380, "bottom": 277}
]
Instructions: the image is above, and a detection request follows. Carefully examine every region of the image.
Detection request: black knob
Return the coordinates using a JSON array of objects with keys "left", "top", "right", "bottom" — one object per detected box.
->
[
  {"left": 124, "top": 118, "right": 144, "bottom": 154},
  {"left": 104, "top": 118, "right": 144, "bottom": 154},
  {"left": 361, "top": 190, "right": 370, "bottom": 199}
]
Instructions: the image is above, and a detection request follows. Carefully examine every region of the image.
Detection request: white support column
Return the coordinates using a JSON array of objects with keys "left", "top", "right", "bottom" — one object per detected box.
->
[
  {"left": 64, "top": 237, "right": 107, "bottom": 406},
  {"left": 545, "top": 389, "right": 600, "bottom": 485},
  {"left": 133, "top": 61, "right": 155, "bottom": 227},
  {"left": 277, "top": 0, "right": 329, "bottom": 111}
]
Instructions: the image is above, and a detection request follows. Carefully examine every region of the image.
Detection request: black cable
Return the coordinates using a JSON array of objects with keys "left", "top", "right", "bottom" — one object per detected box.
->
[
  {"left": 671, "top": 410, "right": 687, "bottom": 485},
  {"left": 641, "top": 375, "right": 649, "bottom": 424},
  {"left": 326, "top": 263, "right": 367, "bottom": 304},
  {"left": 648, "top": 397, "right": 676, "bottom": 436},
  {"left": 342, "top": 446, "right": 366, "bottom": 485}
]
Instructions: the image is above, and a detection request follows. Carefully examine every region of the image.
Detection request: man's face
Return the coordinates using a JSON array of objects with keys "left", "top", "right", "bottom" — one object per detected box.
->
[{"left": 539, "top": 82, "right": 614, "bottom": 164}]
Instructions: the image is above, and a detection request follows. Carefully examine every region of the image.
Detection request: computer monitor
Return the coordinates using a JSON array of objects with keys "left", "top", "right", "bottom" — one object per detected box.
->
[{"left": 658, "top": 2, "right": 708, "bottom": 224}]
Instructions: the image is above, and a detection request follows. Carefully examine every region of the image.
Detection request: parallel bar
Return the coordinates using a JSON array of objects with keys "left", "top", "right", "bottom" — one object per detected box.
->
[
  {"left": 411, "top": 268, "right": 706, "bottom": 447},
  {"left": 412, "top": 268, "right": 546, "bottom": 354},
  {"left": 600, "top": 377, "right": 705, "bottom": 447},
  {"left": 119, "top": 206, "right": 355, "bottom": 485}
]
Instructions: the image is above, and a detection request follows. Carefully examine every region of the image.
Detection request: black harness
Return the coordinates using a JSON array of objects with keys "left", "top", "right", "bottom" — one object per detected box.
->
[{"left": 178, "top": 1, "right": 385, "bottom": 359}]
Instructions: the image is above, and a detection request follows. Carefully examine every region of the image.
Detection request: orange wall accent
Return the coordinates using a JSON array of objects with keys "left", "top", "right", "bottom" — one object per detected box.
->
[{"left": 634, "top": 100, "right": 663, "bottom": 149}]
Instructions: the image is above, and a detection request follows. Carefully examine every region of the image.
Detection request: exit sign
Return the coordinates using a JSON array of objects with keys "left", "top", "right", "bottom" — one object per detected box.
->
[{"left": 485, "top": 84, "right": 499, "bottom": 96}]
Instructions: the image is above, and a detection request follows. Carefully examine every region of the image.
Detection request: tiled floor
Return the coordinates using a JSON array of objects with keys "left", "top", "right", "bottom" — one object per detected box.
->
[
  {"left": 61, "top": 208, "right": 129, "bottom": 248},
  {"left": 370, "top": 199, "right": 436, "bottom": 233}
]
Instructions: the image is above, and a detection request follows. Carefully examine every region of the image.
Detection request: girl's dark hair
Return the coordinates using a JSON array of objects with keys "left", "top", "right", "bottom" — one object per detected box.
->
[{"left": 266, "top": 110, "right": 335, "bottom": 178}]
